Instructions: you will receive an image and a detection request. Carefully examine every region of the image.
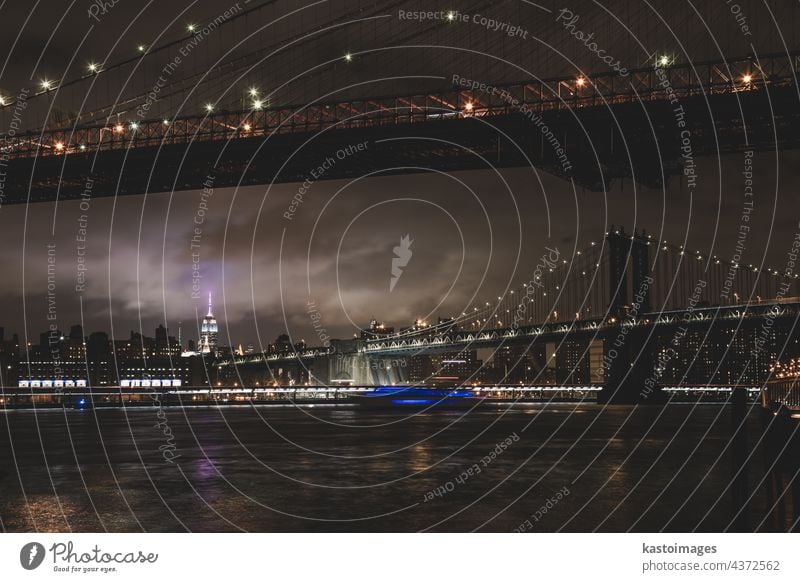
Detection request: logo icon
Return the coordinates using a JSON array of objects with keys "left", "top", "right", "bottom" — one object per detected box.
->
[
  {"left": 390, "top": 234, "right": 413, "bottom": 292},
  {"left": 20, "top": 542, "right": 46, "bottom": 570}
]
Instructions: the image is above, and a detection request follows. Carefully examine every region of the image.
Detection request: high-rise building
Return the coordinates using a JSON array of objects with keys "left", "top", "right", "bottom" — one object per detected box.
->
[{"left": 200, "top": 293, "right": 219, "bottom": 355}]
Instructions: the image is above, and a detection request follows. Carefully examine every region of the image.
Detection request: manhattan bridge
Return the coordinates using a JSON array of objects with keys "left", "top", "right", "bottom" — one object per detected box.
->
[{"left": 1, "top": 1, "right": 799, "bottom": 401}]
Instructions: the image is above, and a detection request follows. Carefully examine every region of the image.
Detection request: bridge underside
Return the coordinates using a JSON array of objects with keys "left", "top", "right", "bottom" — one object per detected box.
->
[{"left": 4, "top": 86, "right": 798, "bottom": 205}]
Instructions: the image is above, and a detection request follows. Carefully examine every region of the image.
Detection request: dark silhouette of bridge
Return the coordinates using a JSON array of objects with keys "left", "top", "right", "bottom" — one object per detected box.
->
[
  {"left": 1, "top": 51, "right": 799, "bottom": 203},
  {"left": 2, "top": 0, "right": 800, "bottom": 203}
]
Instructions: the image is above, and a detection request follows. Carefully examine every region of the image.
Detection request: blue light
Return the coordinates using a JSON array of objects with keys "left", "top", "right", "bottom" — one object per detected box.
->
[
  {"left": 78, "top": 399, "right": 86, "bottom": 405},
  {"left": 391, "top": 399, "right": 435, "bottom": 406}
]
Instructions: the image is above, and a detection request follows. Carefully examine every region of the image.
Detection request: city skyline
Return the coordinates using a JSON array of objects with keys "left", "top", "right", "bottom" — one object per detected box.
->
[{"left": 2, "top": 151, "right": 799, "bottom": 348}]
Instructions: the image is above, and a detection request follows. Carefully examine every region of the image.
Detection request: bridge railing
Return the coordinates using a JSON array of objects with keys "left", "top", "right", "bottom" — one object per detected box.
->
[
  {"left": 2, "top": 52, "right": 797, "bottom": 161},
  {"left": 762, "top": 377, "right": 800, "bottom": 410}
]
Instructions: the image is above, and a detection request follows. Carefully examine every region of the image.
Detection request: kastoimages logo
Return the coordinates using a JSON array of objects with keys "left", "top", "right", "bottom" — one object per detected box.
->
[
  {"left": 390, "top": 234, "right": 413, "bottom": 292},
  {"left": 20, "top": 542, "right": 46, "bottom": 570}
]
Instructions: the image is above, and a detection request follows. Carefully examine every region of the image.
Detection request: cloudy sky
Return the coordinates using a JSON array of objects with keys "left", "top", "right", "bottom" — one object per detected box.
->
[{"left": 1, "top": 148, "right": 798, "bottom": 349}]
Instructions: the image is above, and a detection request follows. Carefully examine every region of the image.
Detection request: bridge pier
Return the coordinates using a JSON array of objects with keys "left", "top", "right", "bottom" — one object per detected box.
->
[
  {"left": 321, "top": 341, "right": 409, "bottom": 386},
  {"left": 599, "top": 326, "right": 654, "bottom": 404}
]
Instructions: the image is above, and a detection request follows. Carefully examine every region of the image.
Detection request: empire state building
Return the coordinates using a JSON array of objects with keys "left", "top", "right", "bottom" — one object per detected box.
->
[{"left": 200, "top": 293, "right": 219, "bottom": 355}]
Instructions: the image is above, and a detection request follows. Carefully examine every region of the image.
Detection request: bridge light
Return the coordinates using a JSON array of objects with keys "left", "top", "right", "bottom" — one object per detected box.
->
[
  {"left": 252, "top": 99, "right": 264, "bottom": 110},
  {"left": 657, "top": 55, "right": 670, "bottom": 67},
  {"left": 79, "top": 144, "right": 86, "bottom": 151},
  {"left": 162, "top": 118, "right": 170, "bottom": 125},
  {"left": 138, "top": 44, "right": 146, "bottom": 52},
  {"left": 114, "top": 123, "right": 124, "bottom": 133},
  {"left": 187, "top": 23, "right": 196, "bottom": 32},
  {"left": 464, "top": 101, "right": 474, "bottom": 112},
  {"left": 447, "top": 11, "right": 455, "bottom": 21},
  {"left": 205, "top": 103, "right": 214, "bottom": 112},
  {"left": 88, "top": 62, "right": 99, "bottom": 73},
  {"left": 742, "top": 74, "right": 752, "bottom": 84},
  {"left": 54, "top": 142, "right": 64, "bottom": 151},
  {"left": 248, "top": 87, "right": 259, "bottom": 97},
  {"left": 576, "top": 77, "right": 586, "bottom": 86},
  {"left": 129, "top": 122, "right": 139, "bottom": 130},
  {"left": 344, "top": 53, "right": 352, "bottom": 62},
  {"left": 242, "top": 123, "right": 251, "bottom": 132},
  {"left": 0, "top": 95, "right": 5, "bottom": 106},
  {"left": 40, "top": 79, "right": 53, "bottom": 90}
]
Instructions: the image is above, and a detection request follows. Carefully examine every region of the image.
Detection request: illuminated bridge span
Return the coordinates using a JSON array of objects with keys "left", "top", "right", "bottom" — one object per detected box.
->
[
  {"left": 2, "top": 49, "right": 800, "bottom": 203},
  {"left": 222, "top": 228, "right": 800, "bottom": 401},
  {"left": 360, "top": 302, "right": 800, "bottom": 355}
]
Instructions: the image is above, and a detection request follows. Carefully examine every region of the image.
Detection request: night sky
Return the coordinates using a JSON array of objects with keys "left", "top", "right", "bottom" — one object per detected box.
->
[{"left": 1, "top": 1, "right": 799, "bottom": 349}]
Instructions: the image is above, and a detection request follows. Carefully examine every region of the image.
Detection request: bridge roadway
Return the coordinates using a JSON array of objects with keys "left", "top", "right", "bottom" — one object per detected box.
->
[
  {"left": 3, "top": 52, "right": 799, "bottom": 203},
  {"left": 225, "top": 300, "right": 800, "bottom": 365}
]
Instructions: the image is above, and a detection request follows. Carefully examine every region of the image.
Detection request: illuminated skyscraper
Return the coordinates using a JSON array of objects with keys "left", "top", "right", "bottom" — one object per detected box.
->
[{"left": 200, "top": 293, "right": 219, "bottom": 356}]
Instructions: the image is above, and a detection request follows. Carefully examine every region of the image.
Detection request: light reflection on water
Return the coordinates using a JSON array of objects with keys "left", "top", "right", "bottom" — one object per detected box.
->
[{"left": 0, "top": 404, "right": 769, "bottom": 532}]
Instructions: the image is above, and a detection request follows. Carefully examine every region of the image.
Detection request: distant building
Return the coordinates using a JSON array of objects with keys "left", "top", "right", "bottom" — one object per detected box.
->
[{"left": 200, "top": 293, "right": 219, "bottom": 355}]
